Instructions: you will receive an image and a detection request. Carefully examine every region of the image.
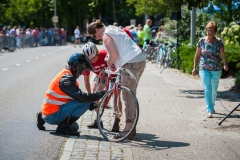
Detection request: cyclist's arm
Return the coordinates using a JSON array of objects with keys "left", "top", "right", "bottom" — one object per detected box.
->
[
  {"left": 59, "top": 74, "right": 102, "bottom": 102},
  {"left": 84, "top": 75, "right": 91, "bottom": 93},
  {"left": 102, "top": 34, "right": 118, "bottom": 68}
]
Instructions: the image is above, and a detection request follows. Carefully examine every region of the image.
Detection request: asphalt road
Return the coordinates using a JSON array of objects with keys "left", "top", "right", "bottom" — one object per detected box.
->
[
  {"left": 0, "top": 45, "right": 84, "bottom": 160},
  {"left": 1, "top": 44, "right": 239, "bottom": 160}
]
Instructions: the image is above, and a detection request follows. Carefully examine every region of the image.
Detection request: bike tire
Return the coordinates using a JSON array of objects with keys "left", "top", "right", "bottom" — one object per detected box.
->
[
  {"left": 93, "top": 70, "right": 107, "bottom": 118},
  {"left": 151, "top": 51, "right": 158, "bottom": 63},
  {"left": 97, "top": 86, "right": 139, "bottom": 142}
]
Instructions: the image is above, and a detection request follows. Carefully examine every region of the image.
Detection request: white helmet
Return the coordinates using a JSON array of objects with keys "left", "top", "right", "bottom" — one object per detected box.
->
[{"left": 82, "top": 42, "right": 98, "bottom": 59}]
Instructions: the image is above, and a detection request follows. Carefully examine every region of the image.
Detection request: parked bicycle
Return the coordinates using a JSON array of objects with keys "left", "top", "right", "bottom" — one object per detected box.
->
[
  {"left": 143, "top": 39, "right": 160, "bottom": 63},
  {"left": 158, "top": 41, "right": 178, "bottom": 73},
  {"left": 94, "top": 67, "right": 139, "bottom": 142}
]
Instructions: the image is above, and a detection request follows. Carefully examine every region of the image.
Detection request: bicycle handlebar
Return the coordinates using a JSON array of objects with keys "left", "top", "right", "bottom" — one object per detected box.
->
[{"left": 105, "top": 67, "right": 138, "bottom": 83}]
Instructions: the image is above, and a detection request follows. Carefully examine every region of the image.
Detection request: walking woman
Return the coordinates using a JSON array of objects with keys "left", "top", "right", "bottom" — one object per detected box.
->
[{"left": 192, "top": 21, "right": 229, "bottom": 118}]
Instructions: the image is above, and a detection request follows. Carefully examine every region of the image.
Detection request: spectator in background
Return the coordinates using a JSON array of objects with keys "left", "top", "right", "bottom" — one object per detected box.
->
[
  {"left": 47, "top": 28, "right": 53, "bottom": 46},
  {"left": 39, "top": 27, "right": 47, "bottom": 46},
  {"left": 25, "top": 28, "right": 32, "bottom": 47},
  {"left": 144, "top": 19, "right": 153, "bottom": 45},
  {"left": 9, "top": 26, "right": 17, "bottom": 49},
  {"left": 74, "top": 26, "right": 81, "bottom": 48},
  {"left": 32, "top": 27, "right": 39, "bottom": 47},
  {"left": 129, "top": 25, "right": 138, "bottom": 44},
  {"left": 156, "top": 25, "right": 164, "bottom": 38},
  {"left": 137, "top": 26, "right": 144, "bottom": 48},
  {"left": 2, "top": 26, "right": 8, "bottom": 36},
  {"left": 53, "top": 28, "right": 60, "bottom": 45},
  {"left": 16, "top": 26, "right": 22, "bottom": 48},
  {"left": 137, "top": 24, "right": 142, "bottom": 34},
  {"left": 10, "top": 26, "right": 17, "bottom": 37},
  {"left": 60, "top": 28, "right": 65, "bottom": 45}
]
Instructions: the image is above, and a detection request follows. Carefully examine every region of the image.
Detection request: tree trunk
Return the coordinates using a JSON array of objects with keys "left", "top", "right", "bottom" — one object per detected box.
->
[{"left": 112, "top": 0, "right": 119, "bottom": 24}]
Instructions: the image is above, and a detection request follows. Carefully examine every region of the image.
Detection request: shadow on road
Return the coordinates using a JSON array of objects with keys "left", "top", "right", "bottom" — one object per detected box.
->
[
  {"left": 179, "top": 89, "right": 240, "bottom": 103},
  {"left": 123, "top": 133, "right": 190, "bottom": 150}
]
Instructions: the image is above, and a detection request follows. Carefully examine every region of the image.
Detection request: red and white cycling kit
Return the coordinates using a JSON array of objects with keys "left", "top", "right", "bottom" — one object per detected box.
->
[{"left": 82, "top": 49, "right": 108, "bottom": 76}]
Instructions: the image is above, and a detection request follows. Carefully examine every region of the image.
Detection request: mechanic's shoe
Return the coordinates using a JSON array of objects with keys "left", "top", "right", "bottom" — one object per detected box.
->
[
  {"left": 111, "top": 118, "right": 120, "bottom": 132},
  {"left": 87, "top": 120, "right": 103, "bottom": 129},
  {"left": 56, "top": 125, "right": 80, "bottom": 136},
  {"left": 56, "top": 117, "right": 80, "bottom": 136},
  {"left": 37, "top": 112, "right": 45, "bottom": 130}
]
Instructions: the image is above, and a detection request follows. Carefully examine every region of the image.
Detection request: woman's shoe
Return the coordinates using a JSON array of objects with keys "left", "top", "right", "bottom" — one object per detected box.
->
[{"left": 207, "top": 113, "right": 213, "bottom": 118}]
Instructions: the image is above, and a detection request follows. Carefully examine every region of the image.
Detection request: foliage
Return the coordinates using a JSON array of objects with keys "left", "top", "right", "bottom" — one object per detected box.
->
[
  {"left": 211, "top": 0, "right": 240, "bottom": 25},
  {"left": 174, "top": 43, "right": 240, "bottom": 82},
  {"left": 0, "top": 0, "right": 141, "bottom": 35},
  {"left": 235, "top": 71, "right": 240, "bottom": 87},
  {"left": 126, "top": 0, "right": 210, "bottom": 16},
  {"left": 221, "top": 22, "right": 240, "bottom": 46},
  {"left": 166, "top": 0, "right": 210, "bottom": 10},
  {"left": 178, "top": 5, "right": 191, "bottom": 42},
  {"left": 195, "top": 10, "right": 213, "bottom": 38},
  {"left": 177, "top": 44, "right": 196, "bottom": 74}
]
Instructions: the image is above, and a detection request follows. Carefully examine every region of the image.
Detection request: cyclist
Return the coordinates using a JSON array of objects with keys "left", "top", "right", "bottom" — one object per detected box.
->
[
  {"left": 82, "top": 42, "right": 108, "bottom": 129},
  {"left": 36, "top": 53, "right": 106, "bottom": 136},
  {"left": 87, "top": 20, "right": 146, "bottom": 139}
]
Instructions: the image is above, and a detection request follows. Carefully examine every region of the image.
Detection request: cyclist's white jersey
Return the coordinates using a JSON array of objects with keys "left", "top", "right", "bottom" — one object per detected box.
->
[{"left": 102, "top": 25, "right": 145, "bottom": 67}]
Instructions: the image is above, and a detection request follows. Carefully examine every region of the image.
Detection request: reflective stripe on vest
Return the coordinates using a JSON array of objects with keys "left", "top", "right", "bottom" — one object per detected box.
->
[
  {"left": 43, "top": 98, "right": 66, "bottom": 105},
  {"left": 46, "top": 89, "right": 73, "bottom": 99}
]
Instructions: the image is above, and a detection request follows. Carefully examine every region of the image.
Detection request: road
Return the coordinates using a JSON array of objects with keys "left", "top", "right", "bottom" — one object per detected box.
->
[
  {"left": 0, "top": 45, "right": 84, "bottom": 160},
  {"left": 1, "top": 45, "right": 239, "bottom": 160}
]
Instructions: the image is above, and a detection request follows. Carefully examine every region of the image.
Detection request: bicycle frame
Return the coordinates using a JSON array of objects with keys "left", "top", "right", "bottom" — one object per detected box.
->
[
  {"left": 97, "top": 67, "right": 138, "bottom": 117},
  {"left": 95, "top": 68, "right": 122, "bottom": 118}
]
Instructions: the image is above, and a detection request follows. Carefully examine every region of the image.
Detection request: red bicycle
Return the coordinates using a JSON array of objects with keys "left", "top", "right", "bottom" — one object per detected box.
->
[{"left": 94, "top": 67, "right": 139, "bottom": 142}]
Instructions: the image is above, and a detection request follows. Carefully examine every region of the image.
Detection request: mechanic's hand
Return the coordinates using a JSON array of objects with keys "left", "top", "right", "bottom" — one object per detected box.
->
[
  {"left": 96, "top": 90, "right": 107, "bottom": 99},
  {"left": 89, "top": 103, "right": 98, "bottom": 111}
]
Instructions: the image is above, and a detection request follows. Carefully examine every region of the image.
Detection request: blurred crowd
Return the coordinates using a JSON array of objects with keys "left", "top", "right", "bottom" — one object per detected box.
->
[
  {"left": 0, "top": 26, "right": 67, "bottom": 52},
  {"left": 113, "top": 22, "right": 165, "bottom": 49}
]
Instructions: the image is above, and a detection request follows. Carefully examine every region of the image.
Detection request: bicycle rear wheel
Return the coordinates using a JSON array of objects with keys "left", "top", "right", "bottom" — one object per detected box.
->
[{"left": 97, "top": 86, "right": 139, "bottom": 142}]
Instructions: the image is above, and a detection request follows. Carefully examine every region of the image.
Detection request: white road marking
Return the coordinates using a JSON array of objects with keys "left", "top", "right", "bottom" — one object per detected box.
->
[
  {"left": 2, "top": 68, "right": 8, "bottom": 71},
  {"left": 35, "top": 57, "right": 39, "bottom": 59},
  {"left": 16, "top": 63, "right": 21, "bottom": 66},
  {"left": 27, "top": 60, "right": 31, "bottom": 62}
]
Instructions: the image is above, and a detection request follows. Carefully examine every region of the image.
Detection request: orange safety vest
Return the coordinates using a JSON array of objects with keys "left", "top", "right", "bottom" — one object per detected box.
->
[{"left": 42, "top": 68, "right": 79, "bottom": 115}]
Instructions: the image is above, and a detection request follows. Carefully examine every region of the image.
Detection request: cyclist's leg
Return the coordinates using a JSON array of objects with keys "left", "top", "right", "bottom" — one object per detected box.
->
[{"left": 121, "top": 61, "right": 146, "bottom": 136}]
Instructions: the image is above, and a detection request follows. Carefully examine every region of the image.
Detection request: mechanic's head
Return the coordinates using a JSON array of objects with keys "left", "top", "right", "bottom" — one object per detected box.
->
[
  {"left": 82, "top": 42, "right": 99, "bottom": 63},
  {"left": 67, "top": 53, "right": 93, "bottom": 78}
]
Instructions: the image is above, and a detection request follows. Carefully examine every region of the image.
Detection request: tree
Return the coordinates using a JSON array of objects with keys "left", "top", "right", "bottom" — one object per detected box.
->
[
  {"left": 211, "top": 0, "right": 240, "bottom": 25},
  {"left": 126, "top": 0, "right": 210, "bottom": 16}
]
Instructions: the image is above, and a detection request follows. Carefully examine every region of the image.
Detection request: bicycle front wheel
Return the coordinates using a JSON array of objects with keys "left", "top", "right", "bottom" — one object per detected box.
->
[{"left": 97, "top": 86, "right": 139, "bottom": 142}]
